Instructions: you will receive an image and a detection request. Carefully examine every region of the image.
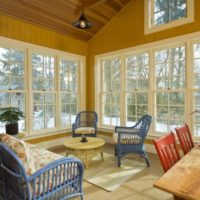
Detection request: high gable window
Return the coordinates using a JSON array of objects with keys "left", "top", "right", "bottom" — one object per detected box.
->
[{"left": 145, "top": 0, "right": 194, "bottom": 34}]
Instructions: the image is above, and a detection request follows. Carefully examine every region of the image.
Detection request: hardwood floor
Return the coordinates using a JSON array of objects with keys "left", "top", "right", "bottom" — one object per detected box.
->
[{"left": 51, "top": 144, "right": 173, "bottom": 200}]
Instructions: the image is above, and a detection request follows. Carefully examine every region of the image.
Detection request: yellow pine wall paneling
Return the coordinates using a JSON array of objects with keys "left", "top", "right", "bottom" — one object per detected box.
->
[
  {"left": 0, "top": 14, "right": 87, "bottom": 56},
  {"left": 87, "top": 0, "right": 200, "bottom": 110}
]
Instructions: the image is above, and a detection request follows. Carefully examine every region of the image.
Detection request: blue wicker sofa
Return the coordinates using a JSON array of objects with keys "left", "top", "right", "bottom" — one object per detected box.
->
[{"left": 0, "top": 134, "right": 84, "bottom": 200}]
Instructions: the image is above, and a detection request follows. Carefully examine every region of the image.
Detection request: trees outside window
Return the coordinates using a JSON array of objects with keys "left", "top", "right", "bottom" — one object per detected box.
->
[
  {"left": 96, "top": 34, "right": 200, "bottom": 138},
  {"left": 101, "top": 58, "right": 121, "bottom": 126},
  {"left": 0, "top": 38, "right": 85, "bottom": 135},
  {"left": 192, "top": 43, "right": 200, "bottom": 137},
  {"left": 60, "top": 58, "right": 79, "bottom": 127},
  {"left": 32, "top": 54, "right": 56, "bottom": 131},
  {"left": 155, "top": 46, "right": 185, "bottom": 132},
  {"left": 125, "top": 53, "right": 149, "bottom": 125}
]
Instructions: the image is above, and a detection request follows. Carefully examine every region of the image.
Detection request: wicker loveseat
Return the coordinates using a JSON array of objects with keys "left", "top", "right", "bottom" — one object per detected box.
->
[{"left": 0, "top": 134, "right": 84, "bottom": 200}]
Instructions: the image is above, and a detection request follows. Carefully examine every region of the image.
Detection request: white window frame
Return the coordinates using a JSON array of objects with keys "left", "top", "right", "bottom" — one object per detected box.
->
[
  {"left": 59, "top": 56, "right": 81, "bottom": 128},
  {"left": 95, "top": 31, "right": 200, "bottom": 141},
  {"left": 153, "top": 44, "right": 186, "bottom": 133},
  {"left": 144, "top": 0, "right": 194, "bottom": 34},
  {"left": 191, "top": 40, "right": 200, "bottom": 137},
  {"left": 0, "top": 36, "right": 86, "bottom": 138}
]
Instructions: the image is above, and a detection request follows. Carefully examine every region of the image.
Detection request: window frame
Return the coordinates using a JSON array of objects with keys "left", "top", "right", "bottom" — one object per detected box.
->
[
  {"left": 144, "top": 0, "right": 194, "bottom": 34},
  {"left": 153, "top": 44, "right": 186, "bottom": 133},
  {"left": 95, "top": 31, "right": 200, "bottom": 141},
  {"left": 0, "top": 36, "right": 86, "bottom": 137}
]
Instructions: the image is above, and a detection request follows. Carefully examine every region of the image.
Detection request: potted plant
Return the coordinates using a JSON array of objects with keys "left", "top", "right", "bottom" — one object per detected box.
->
[{"left": 0, "top": 107, "right": 25, "bottom": 135}]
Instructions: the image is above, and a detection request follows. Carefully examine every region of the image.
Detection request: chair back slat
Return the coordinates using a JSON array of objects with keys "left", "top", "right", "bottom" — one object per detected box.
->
[
  {"left": 175, "top": 123, "right": 194, "bottom": 155},
  {"left": 76, "top": 111, "right": 98, "bottom": 126},
  {"left": 153, "top": 133, "right": 180, "bottom": 172},
  {"left": 72, "top": 111, "right": 98, "bottom": 137},
  {"left": 134, "top": 114, "right": 152, "bottom": 139}
]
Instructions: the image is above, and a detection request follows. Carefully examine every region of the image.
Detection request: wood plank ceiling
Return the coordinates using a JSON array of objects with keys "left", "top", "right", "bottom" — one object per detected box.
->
[{"left": 0, "top": 0, "right": 130, "bottom": 41}]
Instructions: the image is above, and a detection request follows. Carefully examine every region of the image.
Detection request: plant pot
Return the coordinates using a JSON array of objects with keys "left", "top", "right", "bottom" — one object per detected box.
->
[{"left": 5, "top": 123, "right": 18, "bottom": 135}]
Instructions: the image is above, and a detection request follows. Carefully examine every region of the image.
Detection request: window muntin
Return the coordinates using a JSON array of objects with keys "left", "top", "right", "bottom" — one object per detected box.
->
[
  {"left": 101, "top": 58, "right": 121, "bottom": 126},
  {"left": 0, "top": 47, "right": 26, "bottom": 133},
  {"left": 60, "top": 58, "right": 79, "bottom": 127},
  {"left": 125, "top": 53, "right": 149, "bottom": 125},
  {"left": 155, "top": 46, "right": 185, "bottom": 132}
]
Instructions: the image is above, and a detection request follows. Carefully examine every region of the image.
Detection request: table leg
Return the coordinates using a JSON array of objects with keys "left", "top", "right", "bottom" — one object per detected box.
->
[{"left": 100, "top": 151, "right": 104, "bottom": 161}]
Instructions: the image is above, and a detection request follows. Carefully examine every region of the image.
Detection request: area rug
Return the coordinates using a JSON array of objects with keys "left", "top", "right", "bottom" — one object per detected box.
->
[{"left": 60, "top": 152, "right": 146, "bottom": 192}]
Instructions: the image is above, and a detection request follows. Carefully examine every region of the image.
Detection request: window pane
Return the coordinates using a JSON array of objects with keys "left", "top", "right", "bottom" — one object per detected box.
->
[
  {"left": 0, "top": 48, "right": 25, "bottom": 90},
  {"left": 60, "top": 59, "right": 78, "bottom": 91},
  {"left": 102, "top": 58, "right": 121, "bottom": 92},
  {"left": 101, "top": 57, "right": 121, "bottom": 126},
  {"left": 33, "top": 93, "right": 56, "bottom": 130},
  {"left": 125, "top": 52, "right": 149, "bottom": 126},
  {"left": 60, "top": 58, "right": 79, "bottom": 128},
  {"left": 0, "top": 92, "right": 25, "bottom": 132},
  {"left": 32, "top": 54, "right": 55, "bottom": 91},
  {"left": 154, "top": 0, "right": 187, "bottom": 26},
  {"left": 126, "top": 53, "right": 149, "bottom": 90}
]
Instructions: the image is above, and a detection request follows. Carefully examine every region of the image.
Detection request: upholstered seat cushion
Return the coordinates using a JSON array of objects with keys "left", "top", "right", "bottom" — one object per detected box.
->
[
  {"left": 113, "top": 132, "right": 141, "bottom": 144},
  {"left": 75, "top": 127, "right": 95, "bottom": 134},
  {"left": 27, "top": 143, "right": 62, "bottom": 171}
]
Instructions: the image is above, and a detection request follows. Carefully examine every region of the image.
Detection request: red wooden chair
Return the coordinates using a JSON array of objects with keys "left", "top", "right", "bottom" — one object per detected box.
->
[
  {"left": 153, "top": 132, "right": 181, "bottom": 172},
  {"left": 175, "top": 123, "right": 194, "bottom": 155}
]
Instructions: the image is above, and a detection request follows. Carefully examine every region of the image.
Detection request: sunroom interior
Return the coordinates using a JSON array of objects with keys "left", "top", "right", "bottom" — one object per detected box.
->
[{"left": 0, "top": 0, "right": 200, "bottom": 199}]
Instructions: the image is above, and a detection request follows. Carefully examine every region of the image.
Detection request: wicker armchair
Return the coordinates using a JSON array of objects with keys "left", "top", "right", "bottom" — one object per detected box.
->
[
  {"left": 114, "top": 114, "right": 152, "bottom": 167},
  {"left": 72, "top": 111, "right": 98, "bottom": 137}
]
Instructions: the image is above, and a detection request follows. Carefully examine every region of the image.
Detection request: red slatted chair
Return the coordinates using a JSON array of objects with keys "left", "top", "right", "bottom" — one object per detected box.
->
[
  {"left": 175, "top": 123, "right": 194, "bottom": 155},
  {"left": 153, "top": 132, "right": 181, "bottom": 172}
]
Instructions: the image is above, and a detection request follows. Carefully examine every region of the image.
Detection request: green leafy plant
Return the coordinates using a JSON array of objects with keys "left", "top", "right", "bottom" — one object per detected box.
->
[{"left": 0, "top": 107, "right": 25, "bottom": 124}]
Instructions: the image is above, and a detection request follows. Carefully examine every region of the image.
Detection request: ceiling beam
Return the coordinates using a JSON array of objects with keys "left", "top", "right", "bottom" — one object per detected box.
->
[{"left": 82, "top": 0, "right": 105, "bottom": 9}]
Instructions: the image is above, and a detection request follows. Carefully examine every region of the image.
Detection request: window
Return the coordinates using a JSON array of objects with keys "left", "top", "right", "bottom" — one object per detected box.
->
[
  {"left": 0, "top": 47, "right": 26, "bottom": 132},
  {"left": 101, "top": 57, "right": 121, "bottom": 126},
  {"left": 155, "top": 46, "right": 185, "bottom": 132},
  {"left": 145, "top": 0, "right": 194, "bottom": 34},
  {"left": 98, "top": 52, "right": 149, "bottom": 128},
  {"left": 192, "top": 43, "right": 200, "bottom": 137},
  {"left": 60, "top": 58, "right": 79, "bottom": 127},
  {"left": 32, "top": 53, "right": 56, "bottom": 131},
  {"left": 0, "top": 37, "right": 85, "bottom": 136},
  {"left": 125, "top": 53, "right": 149, "bottom": 125},
  {"left": 95, "top": 32, "right": 200, "bottom": 139}
]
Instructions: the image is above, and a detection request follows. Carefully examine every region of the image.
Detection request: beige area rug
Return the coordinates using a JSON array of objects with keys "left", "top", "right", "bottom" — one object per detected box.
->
[{"left": 60, "top": 152, "right": 146, "bottom": 192}]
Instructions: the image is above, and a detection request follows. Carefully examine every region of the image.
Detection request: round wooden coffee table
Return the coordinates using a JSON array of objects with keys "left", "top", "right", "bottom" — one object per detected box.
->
[{"left": 64, "top": 137, "right": 105, "bottom": 169}]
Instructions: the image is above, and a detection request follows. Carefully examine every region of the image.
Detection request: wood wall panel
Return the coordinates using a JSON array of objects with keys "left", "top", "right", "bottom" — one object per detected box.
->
[
  {"left": 87, "top": 0, "right": 200, "bottom": 110},
  {"left": 0, "top": 14, "right": 87, "bottom": 55}
]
